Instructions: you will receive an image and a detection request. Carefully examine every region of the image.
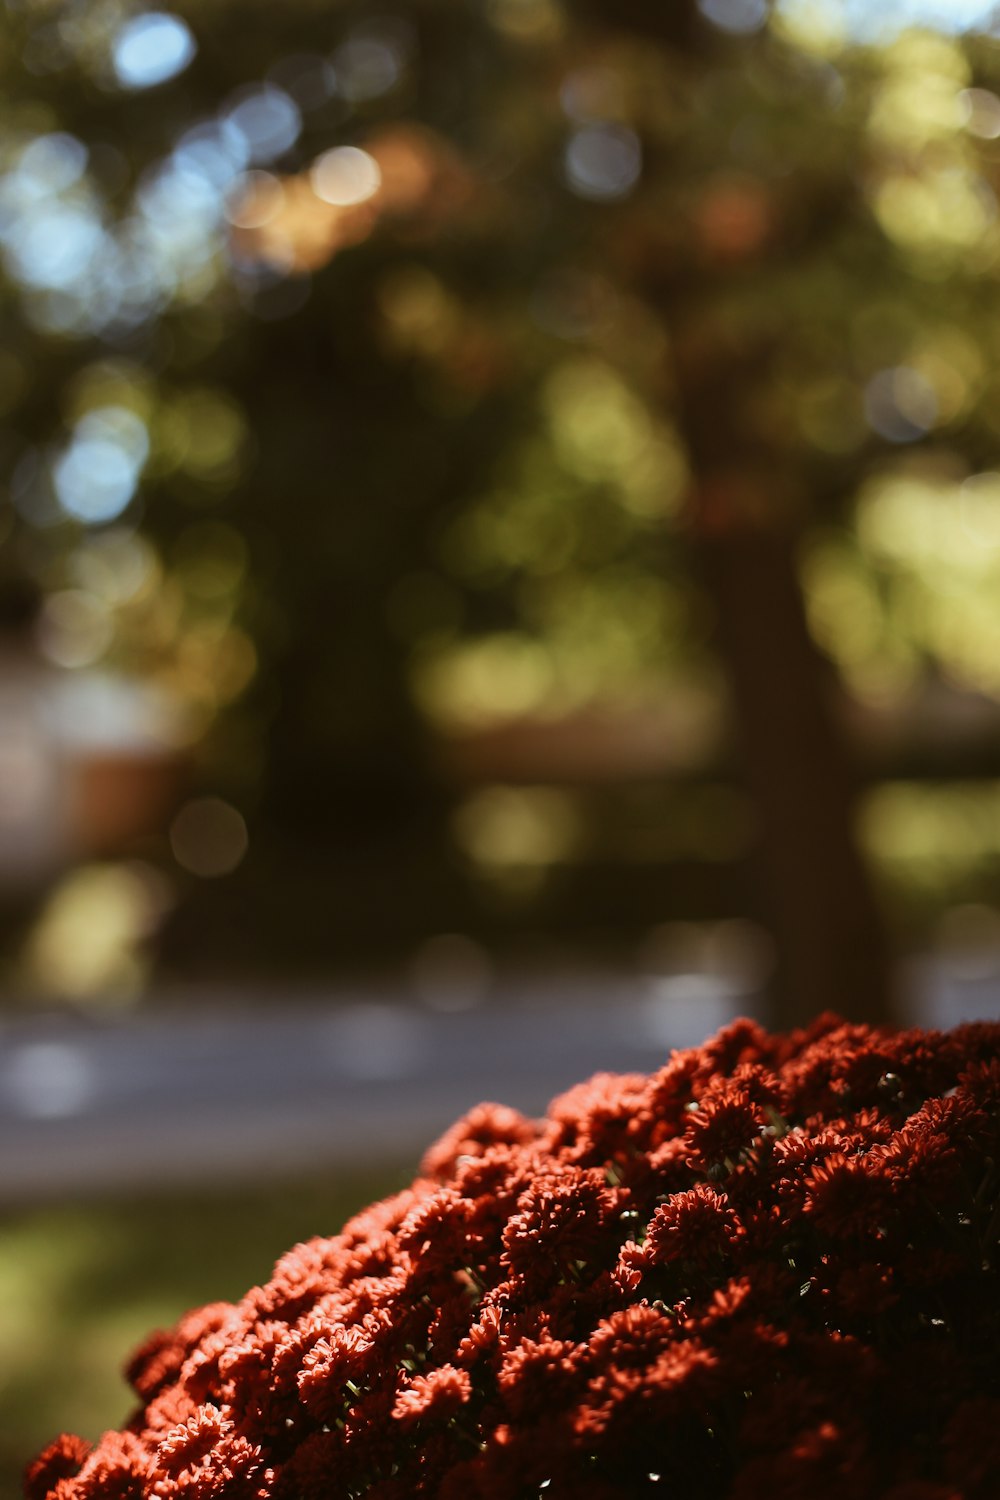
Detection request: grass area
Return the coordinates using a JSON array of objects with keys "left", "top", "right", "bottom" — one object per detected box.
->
[{"left": 0, "top": 1165, "right": 407, "bottom": 1494}]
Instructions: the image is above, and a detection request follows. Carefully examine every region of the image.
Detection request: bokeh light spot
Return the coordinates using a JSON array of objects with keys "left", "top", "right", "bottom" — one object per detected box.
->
[
  {"left": 960, "top": 87, "right": 1000, "bottom": 139},
  {"left": 333, "top": 29, "right": 406, "bottom": 102},
  {"left": 112, "top": 12, "right": 196, "bottom": 91},
  {"left": 6, "top": 206, "right": 104, "bottom": 293},
  {"left": 414, "top": 634, "right": 555, "bottom": 726},
  {"left": 960, "top": 472, "right": 1000, "bottom": 551},
  {"left": 53, "top": 407, "right": 149, "bottom": 525},
  {"left": 411, "top": 933, "right": 492, "bottom": 1011},
  {"left": 71, "top": 530, "right": 158, "bottom": 605},
  {"left": 15, "top": 134, "right": 88, "bottom": 197},
  {"left": 311, "top": 147, "right": 382, "bottom": 206},
  {"left": 698, "top": 0, "right": 768, "bottom": 35},
  {"left": 864, "top": 367, "right": 938, "bottom": 443},
  {"left": 488, "top": 0, "right": 564, "bottom": 40},
  {"left": 4, "top": 1042, "right": 96, "bottom": 1119},
  {"left": 174, "top": 121, "right": 250, "bottom": 187},
  {"left": 224, "top": 87, "right": 302, "bottom": 165},
  {"left": 170, "top": 797, "right": 248, "bottom": 877},
  {"left": 453, "top": 786, "right": 581, "bottom": 871},
  {"left": 546, "top": 360, "right": 651, "bottom": 479},
  {"left": 38, "top": 590, "right": 113, "bottom": 669},
  {"left": 565, "top": 124, "right": 641, "bottom": 202},
  {"left": 22, "top": 864, "right": 167, "bottom": 1002},
  {"left": 225, "top": 171, "right": 285, "bottom": 229}
]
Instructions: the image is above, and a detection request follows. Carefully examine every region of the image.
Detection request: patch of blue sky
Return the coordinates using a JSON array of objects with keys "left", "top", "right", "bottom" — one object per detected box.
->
[
  {"left": 847, "top": 0, "right": 995, "bottom": 38},
  {"left": 778, "top": 0, "right": 998, "bottom": 41}
]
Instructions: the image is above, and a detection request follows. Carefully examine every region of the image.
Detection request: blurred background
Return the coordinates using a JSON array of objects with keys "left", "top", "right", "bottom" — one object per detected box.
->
[{"left": 4, "top": 0, "right": 1000, "bottom": 1480}]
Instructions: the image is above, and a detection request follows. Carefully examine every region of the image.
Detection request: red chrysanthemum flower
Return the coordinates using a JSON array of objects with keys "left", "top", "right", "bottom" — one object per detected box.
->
[
  {"left": 644, "top": 1182, "right": 742, "bottom": 1267},
  {"left": 802, "top": 1151, "right": 889, "bottom": 1239},
  {"left": 684, "top": 1078, "right": 765, "bottom": 1167},
  {"left": 24, "top": 1015, "right": 1000, "bottom": 1499},
  {"left": 392, "top": 1363, "right": 472, "bottom": 1425},
  {"left": 24, "top": 1436, "right": 93, "bottom": 1500}
]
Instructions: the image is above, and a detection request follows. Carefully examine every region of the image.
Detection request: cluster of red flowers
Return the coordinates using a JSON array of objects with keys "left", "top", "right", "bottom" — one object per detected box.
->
[{"left": 26, "top": 1014, "right": 1000, "bottom": 1499}]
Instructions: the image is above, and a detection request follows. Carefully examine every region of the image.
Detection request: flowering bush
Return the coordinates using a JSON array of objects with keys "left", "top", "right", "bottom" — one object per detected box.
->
[{"left": 26, "top": 1014, "right": 1000, "bottom": 1499}]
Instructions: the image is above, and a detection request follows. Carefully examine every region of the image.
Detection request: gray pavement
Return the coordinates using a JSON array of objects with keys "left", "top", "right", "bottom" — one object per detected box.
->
[{"left": 0, "top": 963, "right": 996, "bottom": 1201}]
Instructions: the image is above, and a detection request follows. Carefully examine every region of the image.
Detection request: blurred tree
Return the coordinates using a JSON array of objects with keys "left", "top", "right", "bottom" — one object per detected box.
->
[
  {"left": 551, "top": 0, "right": 894, "bottom": 1022},
  {"left": 3, "top": 0, "right": 1000, "bottom": 1021}
]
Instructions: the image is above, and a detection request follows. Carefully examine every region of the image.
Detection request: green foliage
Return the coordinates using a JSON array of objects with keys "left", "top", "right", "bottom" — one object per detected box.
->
[
  {"left": 4, "top": 0, "right": 1000, "bottom": 967},
  {"left": 0, "top": 1169, "right": 403, "bottom": 1493}
]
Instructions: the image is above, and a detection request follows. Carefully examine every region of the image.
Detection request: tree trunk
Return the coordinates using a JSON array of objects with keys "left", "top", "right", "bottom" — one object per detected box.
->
[
  {"left": 654, "top": 289, "right": 893, "bottom": 1028},
  {"left": 692, "top": 484, "right": 892, "bottom": 1028}
]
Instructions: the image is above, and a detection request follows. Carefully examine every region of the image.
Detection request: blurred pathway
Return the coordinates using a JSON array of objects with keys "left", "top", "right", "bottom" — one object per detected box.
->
[{"left": 0, "top": 962, "right": 996, "bottom": 1201}]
